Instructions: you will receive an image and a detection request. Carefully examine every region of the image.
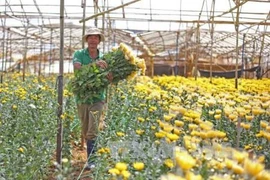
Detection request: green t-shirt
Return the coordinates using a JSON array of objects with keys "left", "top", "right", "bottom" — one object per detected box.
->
[{"left": 73, "top": 48, "right": 106, "bottom": 104}]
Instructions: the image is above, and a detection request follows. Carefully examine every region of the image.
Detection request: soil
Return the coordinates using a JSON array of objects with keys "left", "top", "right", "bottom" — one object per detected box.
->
[
  {"left": 46, "top": 119, "right": 106, "bottom": 179},
  {"left": 47, "top": 145, "right": 93, "bottom": 180}
]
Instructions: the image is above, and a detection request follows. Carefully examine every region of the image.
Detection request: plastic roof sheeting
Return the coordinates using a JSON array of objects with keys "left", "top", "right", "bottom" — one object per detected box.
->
[{"left": 0, "top": 0, "right": 269, "bottom": 64}]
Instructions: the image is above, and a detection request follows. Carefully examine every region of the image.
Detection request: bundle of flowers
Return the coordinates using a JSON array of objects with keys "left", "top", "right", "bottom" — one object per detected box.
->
[{"left": 67, "top": 43, "right": 146, "bottom": 100}]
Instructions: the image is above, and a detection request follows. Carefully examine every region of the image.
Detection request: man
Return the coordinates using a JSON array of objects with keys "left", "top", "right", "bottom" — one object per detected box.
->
[{"left": 73, "top": 27, "right": 112, "bottom": 170}]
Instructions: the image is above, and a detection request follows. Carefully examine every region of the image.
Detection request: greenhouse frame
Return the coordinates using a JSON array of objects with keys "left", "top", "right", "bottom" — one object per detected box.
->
[
  {"left": 1, "top": 0, "right": 270, "bottom": 180},
  {"left": 1, "top": 0, "right": 269, "bottom": 78}
]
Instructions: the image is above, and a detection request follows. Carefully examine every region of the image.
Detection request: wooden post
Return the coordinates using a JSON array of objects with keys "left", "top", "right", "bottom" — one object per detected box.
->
[
  {"left": 184, "top": 29, "right": 188, "bottom": 77},
  {"left": 150, "top": 56, "right": 154, "bottom": 77},
  {"left": 102, "top": 0, "right": 105, "bottom": 52},
  {"left": 195, "top": 24, "right": 200, "bottom": 80},
  {"left": 210, "top": 0, "right": 215, "bottom": 83},
  {"left": 235, "top": 0, "right": 240, "bottom": 149},
  {"left": 234, "top": 0, "right": 240, "bottom": 89},
  {"left": 241, "top": 34, "right": 246, "bottom": 78},
  {"left": 49, "top": 28, "right": 53, "bottom": 75},
  {"left": 175, "top": 32, "right": 179, "bottom": 76},
  {"left": 257, "top": 33, "right": 265, "bottom": 79},
  {"left": 9, "top": 32, "right": 12, "bottom": 69},
  {"left": 267, "top": 57, "right": 269, "bottom": 78},
  {"left": 38, "top": 27, "right": 43, "bottom": 76},
  {"left": 68, "top": 28, "right": 72, "bottom": 73},
  {"left": 56, "top": 0, "right": 64, "bottom": 165},
  {"left": 22, "top": 21, "right": 29, "bottom": 81},
  {"left": 82, "top": 0, "right": 86, "bottom": 49},
  {"left": 94, "top": 0, "right": 98, "bottom": 27},
  {"left": 4, "top": 30, "right": 8, "bottom": 72},
  {"left": 1, "top": 2, "right": 7, "bottom": 83},
  {"left": 80, "top": 0, "right": 86, "bottom": 149}
]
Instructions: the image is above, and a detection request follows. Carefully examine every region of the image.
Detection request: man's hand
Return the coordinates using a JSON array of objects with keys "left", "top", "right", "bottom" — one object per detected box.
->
[
  {"left": 106, "top": 72, "right": 113, "bottom": 83},
  {"left": 95, "top": 60, "right": 108, "bottom": 69}
]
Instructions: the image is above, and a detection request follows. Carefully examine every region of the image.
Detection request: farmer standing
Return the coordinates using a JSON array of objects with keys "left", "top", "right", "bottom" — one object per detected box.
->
[{"left": 72, "top": 27, "right": 112, "bottom": 170}]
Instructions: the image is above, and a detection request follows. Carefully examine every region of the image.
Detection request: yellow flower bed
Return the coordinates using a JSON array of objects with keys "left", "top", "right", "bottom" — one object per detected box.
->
[{"left": 93, "top": 76, "right": 270, "bottom": 180}]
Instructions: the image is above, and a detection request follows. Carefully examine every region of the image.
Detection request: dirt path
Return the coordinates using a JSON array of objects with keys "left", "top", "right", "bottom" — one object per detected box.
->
[
  {"left": 47, "top": 146, "right": 93, "bottom": 180},
  {"left": 70, "top": 146, "right": 92, "bottom": 180}
]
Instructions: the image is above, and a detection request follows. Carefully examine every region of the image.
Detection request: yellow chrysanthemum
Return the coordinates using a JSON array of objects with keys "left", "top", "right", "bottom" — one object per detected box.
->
[
  {"left": 115, "top": 162, "right": 128, "bottom": 171},
  {"left": 116, "top": 132, "right": 125, "bottom": 137},
  {"left": 232, "top": 164, "right": 244, "bottom": 174},
  {"left": 233, "top": 150, "right": 248, "bottom": 164},
  {"left": 18, "top": 147, "right": 24, "bottom": 153},
  {"left": 215, "top": 109, "right": 222, "bottom": 114},
  {"left": 121, "top": 170, "right": 131, "bottom": 178},
  {"left": 256, "top": 170, "right": 270, "bottom": 180},
  {"left": 133, "top": 162, "right": 145, "bottom": 171},
  {"left": 214, "top": 114, "right": 221, "bottom": 120},
  {"left": 240, "top": 122, "right": 251, "bottom": 130},
  {"left": 137, "top": 117, "right": 145, "bottom": 122},
  {"left": 136, "top": 129, "right": 145, "bottom": 135},
  {"left": 164, "top": 159, "right": 174, "bottom": 168},
  {"left": 164, "top": 114, "right": 174, "bottom": 121},
  {"left": 155, "top": 132, "right": 166, "bottom": 138},
  {"left": 260, "top": 121, "right": 268, "bottom": 129},
  {"left": 244, "top": 159, "right": 264, "bottom": 177},
  {"left": 163, "top": 125, "right": 174, "bottom": 132},
  {"left": 185, "top": 171, "right": 202, "bottom": 180},
  {"left": 166, "top": 133, "right": 179, "bottom": 141},
  {"left": 108, "top": 168, "right": 120, "bottom": 175},
  {"left": 160, "top": 173, "right": 185, "bottom": 180},
  {"left": 174, "top": 120, "right": 184, "bottom": 127},
  {"left": 245, "top": 115, "right": 254, "bottom": 121},
  {"left": 175, "top": 151, "right": 196, "bottom": 171}
]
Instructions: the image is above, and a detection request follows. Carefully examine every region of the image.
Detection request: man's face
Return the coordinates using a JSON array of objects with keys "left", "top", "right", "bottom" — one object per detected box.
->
[{"left": 87, "top": 35, "right": 100, "bottom": 48}]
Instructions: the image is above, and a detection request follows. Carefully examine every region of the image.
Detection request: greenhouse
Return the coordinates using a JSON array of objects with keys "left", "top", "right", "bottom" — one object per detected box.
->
[{"left": 0, "top": 0, "right": 270, "bottom": 179}]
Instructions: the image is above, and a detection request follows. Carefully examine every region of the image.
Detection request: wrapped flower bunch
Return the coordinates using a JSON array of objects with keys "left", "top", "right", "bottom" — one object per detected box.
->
[{"left": 67, "top": 43, "right": 146, "bottom": 100}]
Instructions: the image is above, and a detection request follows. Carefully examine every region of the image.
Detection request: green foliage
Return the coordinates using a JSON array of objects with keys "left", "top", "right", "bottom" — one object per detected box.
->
[
  {"left": 68, "top": 63, "right": 109, "bottom": 103},
  {"left": 103, "top": 50, "right": 137, "bottom": 83},
  {"left": 93, "top": 81, "right": 173, "bottom": 180},
  {"left": 0, "top": 74, "right": 83, "bottom": 179},
  {"left": 0, "top": 75, "right": 58, "bottom": 179}
]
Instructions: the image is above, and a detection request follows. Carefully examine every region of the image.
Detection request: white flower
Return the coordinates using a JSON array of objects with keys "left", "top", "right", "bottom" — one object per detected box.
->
[
  {"left": 62, "top": 158, "right": 69, "bottom": 163},
  {"left": 29, "top": 104, "right": 36, "bottom": 109},
  {"left": 37, "top": 84, "right": 43, "bottom": 88}
]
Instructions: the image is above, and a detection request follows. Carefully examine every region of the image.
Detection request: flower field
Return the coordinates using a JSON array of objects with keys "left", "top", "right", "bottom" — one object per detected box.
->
[
  {"left": 94, "top": 76, "right": 270, "bottom": 180},
  {"left": 0, "top": 73, "right": 270, "bottom": 180},
  {"left": 0, "top": 73, "right": 77, "bottom": 179}
]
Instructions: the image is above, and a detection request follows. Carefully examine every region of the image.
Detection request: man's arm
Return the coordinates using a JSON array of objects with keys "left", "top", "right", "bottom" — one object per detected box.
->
[
  {"left": 73, "top": 51, "right": 82, "bottom": 70},
  {"left": 74, "top": 62, "right": 81, "bottom": 70}
]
